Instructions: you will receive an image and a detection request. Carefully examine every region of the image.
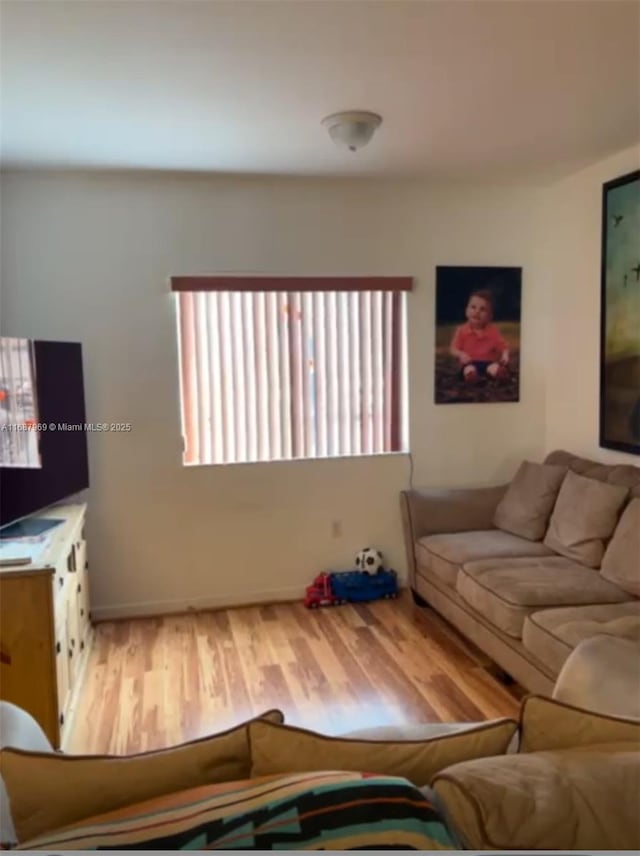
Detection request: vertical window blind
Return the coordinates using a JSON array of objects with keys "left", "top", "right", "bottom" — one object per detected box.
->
[{"left": 172, "top": 277, "right": 411, "bottom": 466}]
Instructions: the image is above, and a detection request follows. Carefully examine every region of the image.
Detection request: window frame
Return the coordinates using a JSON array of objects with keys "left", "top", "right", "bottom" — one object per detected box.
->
[{"left": 172, "top": 276, "right": 412, "bottom": 467}]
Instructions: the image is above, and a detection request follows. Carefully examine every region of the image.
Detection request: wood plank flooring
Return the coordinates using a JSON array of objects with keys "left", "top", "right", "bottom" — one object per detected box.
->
[{"left": 66, "top": 592, "right": 522, "bottom": 754}]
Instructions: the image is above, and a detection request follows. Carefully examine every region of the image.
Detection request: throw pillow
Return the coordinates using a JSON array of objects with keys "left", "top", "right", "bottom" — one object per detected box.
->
[
  {"left": 518, "top": 695, "right": 640, "bottom": 753},
  {"left": 16, "top": 772, "right": 458, "bottom": 852},
  {"left": 493, "top": 460, "right": 567, "bottom": 541},
  {"left": 600, "top": 497, "right": 640, "bottom": 596},
  {"left": 249, "top": 717, "right": 517, "bottom": 786},
  {"left": 0, "top": 709, "right": 284, "bottom": 843},
  {"left": 431, "top": 742, "right": 640, "bottom": 850},
  {"left": 543, "top": 470, "right": 629, "bottom": 567}
]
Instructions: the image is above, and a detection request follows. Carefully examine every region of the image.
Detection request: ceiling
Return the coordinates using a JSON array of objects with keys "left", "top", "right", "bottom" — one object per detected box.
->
[{"left": 1, "top": 0, "right": 639, "bottom": 181}]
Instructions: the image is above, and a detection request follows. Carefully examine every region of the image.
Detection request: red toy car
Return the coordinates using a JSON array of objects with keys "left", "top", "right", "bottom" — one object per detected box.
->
[{"left": 303, "top": 573, "right": 344, "bottom": 609}]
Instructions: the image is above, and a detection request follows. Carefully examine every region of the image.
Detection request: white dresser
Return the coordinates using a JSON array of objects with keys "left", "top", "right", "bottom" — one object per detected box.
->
[{"left": 0, "top": 504, "right": 93, "bottom": 748}]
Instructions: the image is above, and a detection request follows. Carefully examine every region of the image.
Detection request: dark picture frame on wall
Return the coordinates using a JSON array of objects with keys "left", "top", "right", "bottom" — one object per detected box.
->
[
  {"left": 599, "top": 170, "right": 640, "bottom": 455},
  {"left": 434, "top": 266, "right": 522, "bottom": 404}
]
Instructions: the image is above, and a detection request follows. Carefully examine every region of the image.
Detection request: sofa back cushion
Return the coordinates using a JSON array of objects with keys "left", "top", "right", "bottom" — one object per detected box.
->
[
  {"left": 543, "top": 470, "right": 629, "bottom": 567},
  {"left": 600, "top": 497, "right": 640, "bottom": 597},
  {"left": 493, "top": 460, "right": 567, "bottom": 541},
  {"left": 544, "top": 449, "right": 640, "bottom": 498},
  {"left": 249, "top": 718, "right": 517, "bottom": 786},
  {"left": 0, "top": 709, "right": 284, "bottom": 843},
  {"left": 518, "top": 695, "right": 640, "bottom": 753}
]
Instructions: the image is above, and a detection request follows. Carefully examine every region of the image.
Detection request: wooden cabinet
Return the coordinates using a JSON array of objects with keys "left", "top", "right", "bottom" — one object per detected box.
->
[{"left": 0, "top": 504, "right": 93, "bottom": 748}]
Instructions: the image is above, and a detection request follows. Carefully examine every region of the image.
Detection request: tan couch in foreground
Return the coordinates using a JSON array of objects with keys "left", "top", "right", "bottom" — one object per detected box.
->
[
  {"left": 2, "top": 635, "right": 638, "bottom": 850},
  {"left": 401, "top": 450, "right": 640, "bottom": 695}
]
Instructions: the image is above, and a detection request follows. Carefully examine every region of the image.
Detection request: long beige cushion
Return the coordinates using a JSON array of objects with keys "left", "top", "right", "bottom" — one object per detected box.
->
[
  {"left": 432, "top": 743, "right": 640, "bottom": 850},
  {"left": 493, "top": 460, "right": 567, "bottom": 541},
  {"left": 518, "top": 694, "right": 640, "bottom": 753},
  {"left": 601, "top": 497, "right": 640, "bottom": 596},
  {"left": 249, "top": 718, "right": 517, "bottom": 786},
  {"left": 456, "top": 555, "right": 630, "bottom": 638},
  {"left": 0, "top": 709, "right": 284, "bottom": 842},
  {"left": 523, "top": 601, "right": 640, "bottom": 675},
  {"left": 415, "top": 530, "right": 553, "bottom": 588},
  {"left": 544, "top": 470, "right": 629, "bottom": 567}
]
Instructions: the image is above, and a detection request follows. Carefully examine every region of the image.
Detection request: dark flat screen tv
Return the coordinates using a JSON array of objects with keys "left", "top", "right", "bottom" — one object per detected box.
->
[{"left": 0, "top": 337, "right": 89, "bottom": 529}]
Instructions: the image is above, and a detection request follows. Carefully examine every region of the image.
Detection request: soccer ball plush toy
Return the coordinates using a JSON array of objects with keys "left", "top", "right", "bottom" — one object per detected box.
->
[{"left": 355, "top": 547, "right": 384, "bottom": 574}]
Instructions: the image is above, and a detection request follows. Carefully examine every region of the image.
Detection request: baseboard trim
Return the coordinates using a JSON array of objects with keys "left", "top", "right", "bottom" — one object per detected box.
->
[
  {"left": 91, "top": 586, "right": 305, "bottom": 622},
  {"left": 92, "top": 574, "right": 408, "bottom": 623}
]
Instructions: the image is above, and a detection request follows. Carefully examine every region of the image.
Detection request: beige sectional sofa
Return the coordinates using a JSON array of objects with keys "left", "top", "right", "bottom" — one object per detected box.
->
[
  {"left": 2, "top": 639, "right": 639, "bottom": 851},
  {"left": 401, "top": 450, "right": 640, "bottom": 695}
]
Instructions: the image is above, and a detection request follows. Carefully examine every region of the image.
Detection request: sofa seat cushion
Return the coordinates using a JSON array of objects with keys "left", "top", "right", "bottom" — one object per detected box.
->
[
  {"left": 456, "top": 556, "right": 631, "bottom": 639},
  {"left": 415, "top": 531, "right": 554, "bottom": 588},
  {"left": 431, "top": 743, "right": 640, "bottom": 851},
  {"left": 522, "top": 601, "right": 640, "bottom": 675}
]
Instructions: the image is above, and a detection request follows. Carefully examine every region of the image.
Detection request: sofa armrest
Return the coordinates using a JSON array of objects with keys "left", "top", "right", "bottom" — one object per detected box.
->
[
  {"left": 400, "top": 485, "right": 508, "bottom": 589},
  {"left": 1, "top": 701, "right": 54, "bottom": 846},
  {"left": 553, "top": 636, "right": 640, "bottom": 719}
]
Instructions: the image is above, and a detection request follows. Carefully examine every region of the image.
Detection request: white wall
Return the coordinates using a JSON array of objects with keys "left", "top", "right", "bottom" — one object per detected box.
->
[
  {"left": 0, "top": 172, "right": 549, "bottom": 617},
  {"left": 544, "top": 146, "right": 640, "bottom": 463}
]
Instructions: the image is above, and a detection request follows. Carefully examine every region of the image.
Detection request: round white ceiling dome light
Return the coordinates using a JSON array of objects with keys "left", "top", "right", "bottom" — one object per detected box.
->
[{"left": 321, "top": 110, "right": 382, "bottom": 152}]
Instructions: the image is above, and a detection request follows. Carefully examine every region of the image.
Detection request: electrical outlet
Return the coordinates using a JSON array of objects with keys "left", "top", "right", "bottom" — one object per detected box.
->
[{"left": 331, "top": 519, "right": 343, "bottom": 538}]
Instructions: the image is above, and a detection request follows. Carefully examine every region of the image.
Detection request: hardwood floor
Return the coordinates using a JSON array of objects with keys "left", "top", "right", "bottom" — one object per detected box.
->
[{"left": 66, "top": 592, "right": 523, "bottom": 754}]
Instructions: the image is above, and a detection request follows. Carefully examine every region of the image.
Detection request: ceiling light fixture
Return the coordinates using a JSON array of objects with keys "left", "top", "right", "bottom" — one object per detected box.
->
[{"left": 321, "top": 110, "right": 382, "bottom": 152}]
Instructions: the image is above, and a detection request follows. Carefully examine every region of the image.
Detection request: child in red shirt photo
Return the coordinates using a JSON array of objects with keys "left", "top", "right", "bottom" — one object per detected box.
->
[
  {"left": 449, "top": 289, "right": 510, "bottom": 382},
  {"left": 434, "top": 266, "right": 521, "bottom": 405}
]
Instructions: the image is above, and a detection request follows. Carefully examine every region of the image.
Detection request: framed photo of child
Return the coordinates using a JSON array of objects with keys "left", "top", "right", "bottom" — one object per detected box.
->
[{"left": 435, "top": 266, "right": 522, "bottom": 405}]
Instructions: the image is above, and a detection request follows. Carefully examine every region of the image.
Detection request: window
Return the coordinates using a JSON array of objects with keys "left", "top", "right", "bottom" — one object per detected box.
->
[
  {"left": 0, "top": 336, "right": 41, "bottom": 468},
  {"left": 172, "top": 276, "right": 411, "bottom": 465}
]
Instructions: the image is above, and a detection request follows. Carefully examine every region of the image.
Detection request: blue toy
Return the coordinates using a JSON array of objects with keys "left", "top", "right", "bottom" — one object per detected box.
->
[{"left": 329, "top": 568, "right": 398, "bottom": 603}]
